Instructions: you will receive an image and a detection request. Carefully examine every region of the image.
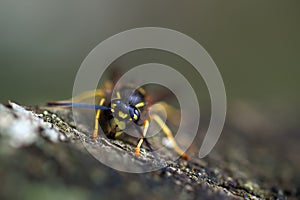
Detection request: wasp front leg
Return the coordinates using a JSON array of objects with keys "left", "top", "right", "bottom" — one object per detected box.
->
[
  {"left": 150, "top": 113, "right": 189, "bottom": 160},
  {"left": 93, "top": 98, "right": 106, "bottom": 139},
  {"left": 135, "top": 120, "right": 150, "bottom": 157}
]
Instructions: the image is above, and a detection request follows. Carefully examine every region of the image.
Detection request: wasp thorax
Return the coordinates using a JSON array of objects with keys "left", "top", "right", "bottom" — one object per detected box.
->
[{"left": 110, "top": 99, "right": 140, "bottom": 125}]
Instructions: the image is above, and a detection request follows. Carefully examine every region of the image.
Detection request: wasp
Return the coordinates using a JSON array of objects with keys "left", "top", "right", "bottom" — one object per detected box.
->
[{"left": 48, "top": 81, "right": 189, "bottom": 159}]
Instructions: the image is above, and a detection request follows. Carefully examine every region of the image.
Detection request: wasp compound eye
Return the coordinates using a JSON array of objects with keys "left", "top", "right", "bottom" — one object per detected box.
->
[{"left": 129, "top": 105, "right": 140, "bottom": 123}]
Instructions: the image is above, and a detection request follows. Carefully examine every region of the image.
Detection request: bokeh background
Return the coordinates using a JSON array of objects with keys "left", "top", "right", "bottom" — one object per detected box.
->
[
  {"left": 1, "top": 1, "right": 299, "bottom": 112},
  {"left": 0, "top": 0, "right": 300, "bottom": 197}
]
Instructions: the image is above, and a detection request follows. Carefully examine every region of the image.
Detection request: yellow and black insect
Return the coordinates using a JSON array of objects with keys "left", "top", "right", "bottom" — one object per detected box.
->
[{"left": 48, "top": 81, "right": 189, "bottom": 159}]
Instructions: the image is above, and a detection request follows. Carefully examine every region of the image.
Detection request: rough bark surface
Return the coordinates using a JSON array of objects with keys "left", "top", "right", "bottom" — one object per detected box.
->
[{"left": 0, "top": 102, "right": 298, "bottom": 200}]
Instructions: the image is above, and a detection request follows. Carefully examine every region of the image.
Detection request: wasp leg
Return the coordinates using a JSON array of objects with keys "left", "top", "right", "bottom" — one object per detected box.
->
[
  {"left": 68, "top": 89, "right": 106, "bottom": 102},
  {"left": 150, "top": 101, "right": 181, "bottom": 127},
  {"left": 135, "top": 120, "right": 150, "bottom": 157},
  {"left": 92, "top": 98, "right": 106, "bottom": 139},
  {"left": 47, "top": 89, "right": 106, "bottom": 107},
  {"left": 115, "top": 131, "right": 123, "bottom": 138},
  {"left": 72, "top": 82, "right": 112, "bottom": 102},
  {"left": 151, "top": 114, "right": 189, "bottom": 160},
  {"left": 54, "top": 81, "right": 113, "bottom": 103}
]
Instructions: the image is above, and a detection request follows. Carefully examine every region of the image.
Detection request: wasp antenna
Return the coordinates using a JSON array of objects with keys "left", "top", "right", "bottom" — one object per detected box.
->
[{"left": 47, "top": 101, "right": 71, "bottom": 107}]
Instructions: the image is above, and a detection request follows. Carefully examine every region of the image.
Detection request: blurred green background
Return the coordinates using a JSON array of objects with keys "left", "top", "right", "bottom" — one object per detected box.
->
[{"left": 0, "top": 1, "right": 299, "bottom": 123}]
